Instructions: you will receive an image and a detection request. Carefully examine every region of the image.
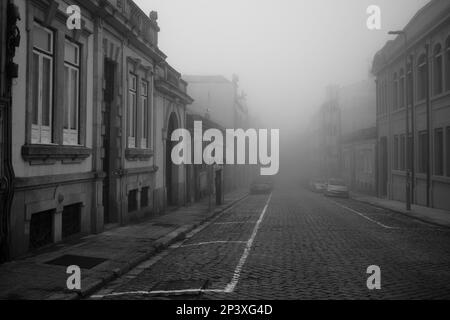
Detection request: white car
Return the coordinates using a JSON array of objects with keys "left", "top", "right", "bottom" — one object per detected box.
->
[{"left": 324, "top": 179, "right": 349, "bottom": 198}]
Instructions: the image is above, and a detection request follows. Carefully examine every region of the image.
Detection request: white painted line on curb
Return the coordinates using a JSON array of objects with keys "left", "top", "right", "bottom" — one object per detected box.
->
[
  {"left": 214, "top": 221, "right": 257, "bottom": 225},
  {"left": 180, "top": 241, "right": 247, "bottom": 248},
  {"left": 91, "top": 288, "right": 226, "bottom": 299},
  {"left": 224, "top": 193, "right": 273, "bottom": 293},
  {"left": 333, "top": 201, "right": 399, "bottom": 229}
]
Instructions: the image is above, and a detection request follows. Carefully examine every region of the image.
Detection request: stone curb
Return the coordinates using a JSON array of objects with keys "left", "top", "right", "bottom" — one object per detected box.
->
[
  {"left": 351, "top": 195, "right": 450, "bottom": 229},
  {"left": 47, "top": 192, "right": 249, "bottom": 300}
]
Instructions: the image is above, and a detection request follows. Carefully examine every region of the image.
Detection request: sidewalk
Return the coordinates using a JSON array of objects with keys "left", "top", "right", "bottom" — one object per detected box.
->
[
  {"left": 351, "top": 192, "right": 450, "bottom": 228},
  {"left": 0, "top": 189, "right": 248, "bottom": 300}
]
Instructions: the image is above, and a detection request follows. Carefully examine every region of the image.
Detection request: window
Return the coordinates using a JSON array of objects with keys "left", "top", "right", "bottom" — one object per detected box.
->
[
  {"left": 407, "top": 62, "right": 413, "bottom": 106},
  {"left": 63, "top": 40, "right": 80, "bottom": 145},
  {"left": 29, "top": 210, "right": 54, "bottom": 250},
  {"left": 434, "top": 44, "right": 443, "bottom": 95},
  {"left": 418, "top": 131, "right": 428, "bottom": 173},
  {"left": 434, "top": 128, "right": 444, "bottom": 176},
  {"left": 418, "top": 54, "right": 427, "bottom": 101},
  {"left": 407, "top": 134, "right": 413, "bottom": 170},
  {"left": 128, "top": 74, "right": 137, "bottom": 148},
  {"left": 400, "top": 134, "right": 406, "bottom": 171},
  {"left": 399, "top": 69, "right": 405, "bottom": 108},
  {"left": 31, "top": 23, "right": 54, "bottom": 144},
  {"left": 140, "top": 80, "right": 149, "bottom": 148},
  {"left": 393, "top": 73, "right": 398, "bottom": 110},
  {"left": 384, "top": 80, "right": 388, "bottom": 113},
  {"left": 393, "top": 135, "right": 399, "bottom": 170},
  {"left": 446, "top": 38, "right": 450, "bottom": 91}
]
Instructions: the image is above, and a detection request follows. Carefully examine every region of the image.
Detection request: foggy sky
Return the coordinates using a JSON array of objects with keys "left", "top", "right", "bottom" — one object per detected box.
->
[{"left": 135, "top": 0, "right": 429, "bottom": 133}]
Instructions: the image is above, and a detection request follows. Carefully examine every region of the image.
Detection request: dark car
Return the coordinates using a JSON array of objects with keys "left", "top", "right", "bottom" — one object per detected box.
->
[{"left": 250, "top": 176, "right": 274, "bottom": 194}]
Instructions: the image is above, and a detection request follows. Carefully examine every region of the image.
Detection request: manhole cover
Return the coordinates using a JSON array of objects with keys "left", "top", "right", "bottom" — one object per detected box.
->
[
  {"left": 45, "top": 254, "right": 107, "bottom": 269},
  {"left": 151, "top": 279, "right": 209, "bottom": 292}
]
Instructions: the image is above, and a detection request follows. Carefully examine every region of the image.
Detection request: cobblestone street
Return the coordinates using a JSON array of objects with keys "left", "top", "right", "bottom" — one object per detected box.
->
[{"left": 92, "top": 182, "right": 450, "bottom": 300}]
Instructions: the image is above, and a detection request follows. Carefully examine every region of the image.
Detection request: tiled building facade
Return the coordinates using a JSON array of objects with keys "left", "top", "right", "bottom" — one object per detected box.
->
[{"left": 372, "top": 0, "right": 450, "bottom": 211}]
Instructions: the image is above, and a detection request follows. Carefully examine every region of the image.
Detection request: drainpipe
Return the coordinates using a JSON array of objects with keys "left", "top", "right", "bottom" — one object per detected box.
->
[
  {"left": 1, "top": 0, "right": 20, "bottom": 262},
  {"left": 410, "top": 53, "right": 416, "bottom": 205}
]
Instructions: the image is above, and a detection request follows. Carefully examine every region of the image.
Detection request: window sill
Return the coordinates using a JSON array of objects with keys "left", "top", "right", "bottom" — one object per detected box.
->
[
  {"left": 22, "top": 144, "right": 92, "bottom": 165},
  {"left": 125, "top": 148, "right": 154, "bottom": 161}
]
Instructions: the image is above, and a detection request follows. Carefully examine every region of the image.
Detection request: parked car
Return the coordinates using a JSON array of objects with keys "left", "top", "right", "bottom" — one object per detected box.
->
[
  {"left": 309, "top": 179, "right": 327, "bottom": 193},
  {"left": 250, "top": 176, "right": 274, "bottom": 194},
  {"left": 324, "top": 179, "right": 349, "bottom": 198}
]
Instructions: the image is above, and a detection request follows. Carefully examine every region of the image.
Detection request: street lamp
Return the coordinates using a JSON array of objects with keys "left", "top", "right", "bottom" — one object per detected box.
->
[{"left": 388, "top": 30, "right": 411, "bottom": 211}]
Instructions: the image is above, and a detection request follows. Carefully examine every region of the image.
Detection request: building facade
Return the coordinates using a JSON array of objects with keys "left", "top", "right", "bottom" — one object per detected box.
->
[
  {"left": 372, "top": 0, "right": 450, "bottom": 211},
  {"left": 340, "top": 80, "right": 377, "bottom": 194},
  {"left": 183, "top": 75, "right": 252, "bottom": 198},
  {"left": 307, "top": 86, "right": 342, "bottom": 180},
  {"left": 5, "top": 0, "right": 191, "bottom": 260}
]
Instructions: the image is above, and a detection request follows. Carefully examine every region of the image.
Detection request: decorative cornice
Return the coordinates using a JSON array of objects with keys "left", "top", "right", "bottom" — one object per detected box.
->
[{"left": 155, "top": 80, "right": 194, "bottom": 105}]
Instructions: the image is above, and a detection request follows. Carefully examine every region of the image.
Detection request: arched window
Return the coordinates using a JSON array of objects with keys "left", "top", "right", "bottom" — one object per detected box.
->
[
  {"left": 393, "top": 72, "right": 398, "bottom": 110},
  {"left": 434, "top": 43, "right": 443, "bottom": 95},
  {"left": 445, "top": 37, "right": 450, "bottom": 91},
  {"left": 399, "top": 69, "right": 405, "bottom": 108},
  {"left": 417, "top": 54, "right": 427, "bottom": 101}
]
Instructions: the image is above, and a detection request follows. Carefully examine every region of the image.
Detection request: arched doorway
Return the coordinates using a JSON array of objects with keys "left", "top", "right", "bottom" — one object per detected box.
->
[{"left": 166, "top": 112, "right": 179, "bottom": 206}]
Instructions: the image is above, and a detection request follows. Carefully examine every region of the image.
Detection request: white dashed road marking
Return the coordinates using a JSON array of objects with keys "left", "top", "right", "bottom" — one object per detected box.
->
[
  {"left": 224, "top": 193, "right": 273, "bottom": 293},
  {"left": 333, "top": 201, "right": 399, "bottom": 229}
]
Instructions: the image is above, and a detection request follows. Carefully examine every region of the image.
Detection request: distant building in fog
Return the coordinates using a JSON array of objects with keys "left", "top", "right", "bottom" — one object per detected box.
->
[
  {"left": 308, "top": 86, "right": 341, "bottom": 180},
  {"left": 340, "top": 80, "right": 377, "bottom": 194},
  {"left": 183, "top": 75, "right": 252, "bottom": 203},
  {"left": 372, "top": 0, "right": 450, "bottom": 211},
  {"left": 307, "top": 81, "right": 377, "bottom": 196}
]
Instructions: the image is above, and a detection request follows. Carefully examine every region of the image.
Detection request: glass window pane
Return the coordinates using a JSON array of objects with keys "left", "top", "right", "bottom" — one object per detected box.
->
[
  {"left": 33, "top": 24, "right": 52, "bottom": 53},
  {"left": 71, "top": 69, "right": 78, "bottom": 130},
  {"left": 64, "top": 66, "right": 69, "bottom": 129},
  {"left": 32, "top": 53, "right": 40, "bottom": 125},
  {"left": 41, "top": 57, "right": 51, "bottom": 127},
  {"left": 65, "top": 41, "right": 79, "bottom": 65}
]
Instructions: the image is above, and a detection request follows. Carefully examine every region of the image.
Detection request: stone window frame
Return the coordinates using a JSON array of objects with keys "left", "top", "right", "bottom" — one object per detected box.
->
[
  {"left": 25, "top": 192, "right": 87, "bottom": 246},
  {"left": 125, "top": 57, "right": 154, "bottom": 161},
  {"left": 31, "top": 22, "right": 54, "bottom": 145},
  {"left": 22, "top": 1, "right": 91, "bottom": 164}
]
